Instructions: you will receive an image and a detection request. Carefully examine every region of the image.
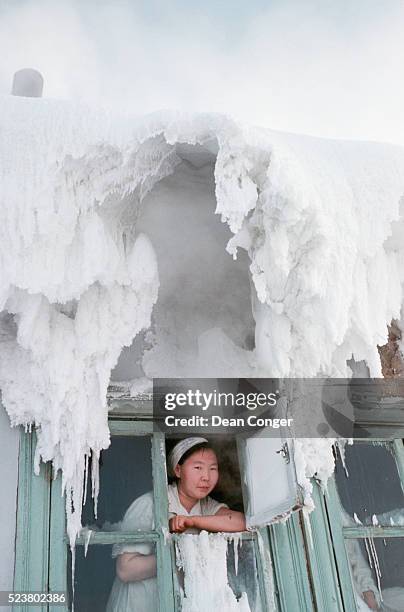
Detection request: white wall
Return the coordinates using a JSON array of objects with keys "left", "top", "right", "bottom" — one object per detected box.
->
[{"left": 0, "top": 401, "right": 19, "bottom": 592}]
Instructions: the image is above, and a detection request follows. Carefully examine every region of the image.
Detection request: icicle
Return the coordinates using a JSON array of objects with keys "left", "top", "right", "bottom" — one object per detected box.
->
[
  {"left": 355, "top": 513, "right": 383, "bottom": 605},
  {"left": 71, "top": 545, "right": 76, "bottom": 612},
  {"left": 91, "top": 450, "right": 100, "bottom": 519},
  {"left": 232, "top": 533, "right": 241, "bottom": 576},
  {"left": 336, "top": 440, "right": 349, "bottom": 477},
  {"left": 82, "top": 453, "right": 89, "bottom": 507},
  {"left": 303, "top": 507, "right": 314, "bottom": 550},
  {"left": 363, "top": 536, "right": 373, "bottom": 569},
  {"left": 368, "top": 536, "right": 383, "bottom": 603},
  {"left": 162, "top": 526, "right": 170, "bottom": 544},
  {"left": 83, "top": 528, "right": 92, "bottom": 558}
]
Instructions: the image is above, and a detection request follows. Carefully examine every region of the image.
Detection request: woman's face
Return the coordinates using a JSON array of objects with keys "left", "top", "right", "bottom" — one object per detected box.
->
[{"left": 175, "top": 448, "right": 219, "bottom": 500}]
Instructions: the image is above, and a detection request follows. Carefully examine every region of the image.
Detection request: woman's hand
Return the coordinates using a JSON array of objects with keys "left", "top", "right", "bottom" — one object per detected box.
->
[
  {"left": 116, "top": 553, "right": 157, "bottom": 583},
  {"left": 362, "top": 590, "right": 379, "bottom": 610},
  {"left": 169, "top": 515, "right": 196, "bottom": 533}
]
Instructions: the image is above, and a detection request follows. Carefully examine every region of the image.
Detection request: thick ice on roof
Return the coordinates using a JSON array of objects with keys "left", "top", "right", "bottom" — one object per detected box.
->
[{"left": 1, "top": 95, "right": 404, "bottom": 544}]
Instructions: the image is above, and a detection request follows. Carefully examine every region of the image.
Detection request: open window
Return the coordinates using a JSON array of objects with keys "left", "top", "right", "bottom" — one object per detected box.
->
[
  {"left": 238, "top": 436, "right": 303, "bottom": 529},
  {"left": 164, "top": 435, "right": 272, "bottom": 611},
  {"left": 67, "top": 425, "right": 276, "bottom": 612},
  {"left": 12, "top": 419, "right": 303, "bottom": 612},
  {"left": 15, "top": 398, "right": 404, "bottom": 612}
]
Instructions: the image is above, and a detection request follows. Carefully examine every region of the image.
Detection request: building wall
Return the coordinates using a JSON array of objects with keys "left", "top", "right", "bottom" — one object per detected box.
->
[{"left": 0, "top": 402, "right": 19, "bottom": 595}]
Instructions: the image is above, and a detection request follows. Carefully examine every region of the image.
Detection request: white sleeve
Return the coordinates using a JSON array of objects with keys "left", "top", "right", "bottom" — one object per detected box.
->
[
  {"left": 341, "top": 509, "right": 379, "bottom": 600},
  {"left": 202, "top": 495, "right": 229, "bottom": 515},
  {"left": 112, "top": 492, "right": 155, "bottom": 558},
  {"left": 345, "top": 538, "right": 380, "bottom": 600}
]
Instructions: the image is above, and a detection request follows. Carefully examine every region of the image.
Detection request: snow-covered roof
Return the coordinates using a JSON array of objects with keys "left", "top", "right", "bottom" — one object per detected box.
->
[{"left": 1, "top": 94, "right": 404, "bottom": 543}]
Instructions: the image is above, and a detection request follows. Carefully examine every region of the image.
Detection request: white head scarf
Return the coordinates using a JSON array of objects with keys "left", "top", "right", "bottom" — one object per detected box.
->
[{"left": 167, "top": 437, "right": 208, "bottom": 477}]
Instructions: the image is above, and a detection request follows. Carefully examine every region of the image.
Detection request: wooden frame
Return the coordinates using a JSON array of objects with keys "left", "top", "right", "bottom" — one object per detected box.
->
[
  {"left": 269, "top": 514, "right": 314, "bottom": 611},
  {"left": 318, "top": 439, "right": 404, "bottom": 611},
  {"left": 14, "top": 415, "right": 280, "bottom": 611},
  {"left": 16, "top": 403, "right": 404, "bottom": 612},
  {"left": 66, "top": 421, "right": 176, "bottom": 612},
  {"left": 13, "top": 430, "right": 52, "bottom": 612}
]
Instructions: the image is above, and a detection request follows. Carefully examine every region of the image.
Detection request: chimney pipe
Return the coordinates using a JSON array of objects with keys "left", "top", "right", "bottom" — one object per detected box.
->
[{"left": 12, "top": 68, "right": 44, "bottom": 97}]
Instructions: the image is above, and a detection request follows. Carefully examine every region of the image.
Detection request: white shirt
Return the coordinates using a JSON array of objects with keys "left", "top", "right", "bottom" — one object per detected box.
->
[{"left": 106, "top": 484, "right": 227, "bottom": 612}]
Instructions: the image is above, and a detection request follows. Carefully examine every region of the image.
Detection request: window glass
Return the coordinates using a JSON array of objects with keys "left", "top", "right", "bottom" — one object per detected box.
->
[
  {"left": 335, "top": 442, "right": 404, "bottom": 526},
  {"left": 68, "top": 543, "right": 158, "bottom": 612},
  {"left": 82, "top": 436, "right": 153, "bottom": 528},
  {"left": 241, "top": 437, "right": 302, "bottom": 528},
  {"left": 345, "top": 537, "right": 404, "bottom": 612},
  {"left": 174, "top": 534, "right": 263, "bottom": 611},
  {"left": 227, "top": 539, "right": 264, "bottom": 612}
]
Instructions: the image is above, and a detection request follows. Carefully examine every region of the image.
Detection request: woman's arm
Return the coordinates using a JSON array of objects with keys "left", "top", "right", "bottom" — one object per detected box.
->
[
  {"left": 116, "top": 553, "right": 157, "bottom": 583},
  {"left": 169, "top": 508, "right": 246, "bottom": 533},
  {"left": 362, "top": 590, "right": 379, "bottom": 610}
]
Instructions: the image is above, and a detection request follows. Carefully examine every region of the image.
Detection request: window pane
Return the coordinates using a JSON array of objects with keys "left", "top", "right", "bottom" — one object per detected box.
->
[
  {"left": 345, "top": 537, "right": 404, "bottom": 612},
  {"left": 335, "top": 442, "right": 404, "bottom": 526},
  {"left": 68, "top": 543, "right": 158, "bottom": 612},
  {"left": 82, "top": 436, "right": 153, "bottom": 528},
  {"left": 175, "top": 533, "right": 263, "bottom": 611},
  {"left": 241, "top": 437, "right": 302, "bottom": 528},
  {"left": 227, "top": 539, "right": 264, "bottom": 612}
]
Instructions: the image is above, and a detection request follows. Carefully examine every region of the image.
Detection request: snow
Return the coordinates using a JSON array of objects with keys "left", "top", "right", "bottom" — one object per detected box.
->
[
  {"left": 1, "top": 94, "right": 404, "bottom": 549},
  {"left": 175, "top": 532, "right": 252, "bottom": 611},
  {"left": 294, "top": 438, "right": 336, "bottom": 511}
]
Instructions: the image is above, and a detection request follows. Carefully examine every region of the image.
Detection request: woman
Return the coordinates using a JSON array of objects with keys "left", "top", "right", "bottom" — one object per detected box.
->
[{"left": 106, "top": 437, "right": 246, "bottom": 612}]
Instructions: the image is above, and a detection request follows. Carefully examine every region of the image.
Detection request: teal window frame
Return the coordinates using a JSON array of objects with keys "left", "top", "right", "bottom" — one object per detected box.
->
[
  {"left": 322, "top": 439, "right": 404, "bottom": 611},
  {"left": 15, "top": 401, "right": 404, "bottom": 612},
  {"left": 13, "top": 429, "right": 67, "bottom": 612},
  {"left": 71, "top": 422, "right": 176, "bottom": 612},
  {"left": 14, "top": 412, "right": 277, "bottom": 611}
]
